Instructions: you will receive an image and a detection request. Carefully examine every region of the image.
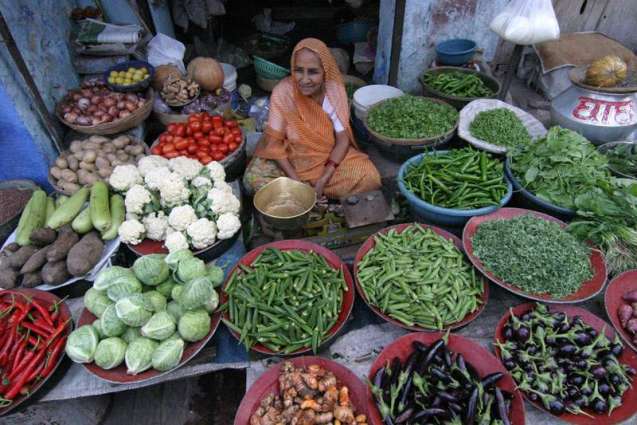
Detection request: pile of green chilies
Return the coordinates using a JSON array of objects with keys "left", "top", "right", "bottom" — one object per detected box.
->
[
  {"left": 222, "top": 248, "right": 347, "bottom": 354},
  {"left": 469, "top": 108, "right": 532, "bottom": 149},
  {"left": 423, "top": 70, "right": 495, "bottom": 98},
  {"left": 357, "top": 225, "right": 483, "bottom": 329},
  {"left": 403, "top": 147, "right": 508, "bottom": 210}
]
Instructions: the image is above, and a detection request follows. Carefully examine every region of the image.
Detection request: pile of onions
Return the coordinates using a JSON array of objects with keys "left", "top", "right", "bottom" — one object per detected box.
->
[{"left": 60, "top": 80, "right": 146, "bottom": 126}]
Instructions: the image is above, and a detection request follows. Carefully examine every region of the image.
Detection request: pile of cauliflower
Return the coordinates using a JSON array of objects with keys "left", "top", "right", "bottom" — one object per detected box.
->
[{"left": 109, "top": 156, "right": 241, "bottom": 252}]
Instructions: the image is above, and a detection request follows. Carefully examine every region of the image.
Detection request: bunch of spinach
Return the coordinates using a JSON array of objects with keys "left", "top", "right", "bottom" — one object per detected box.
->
[{"left": 510, "top": 127, "right": 611, "bottom": 210}]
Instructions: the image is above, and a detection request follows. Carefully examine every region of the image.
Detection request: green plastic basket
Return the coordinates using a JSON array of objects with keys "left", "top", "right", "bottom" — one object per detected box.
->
[{"left": 253, "top": 55, "right": 289, "bottom": 80}]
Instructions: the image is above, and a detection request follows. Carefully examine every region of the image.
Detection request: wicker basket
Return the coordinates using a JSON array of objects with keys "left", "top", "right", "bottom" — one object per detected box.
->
[
  {"left": 420, "top": 67, "right": 500, "bottom": 110},
  {"left": 458, "top": 99, "right": 547, "bottom": 155},
  {"left": 253, "top": 55, "right": 289, "bottom": 79},
  {"left": 56, "top": 89, "right": 155, "bottom": 135},
  {"left": 363, "top": 97, "right": 459, "bottom": 147},
  {"left": 49, "top": 137, "right": 150, "bottom": 195}
]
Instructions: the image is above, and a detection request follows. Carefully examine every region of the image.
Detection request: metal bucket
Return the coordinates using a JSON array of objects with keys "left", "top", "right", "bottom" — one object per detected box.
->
[{"left": 253, "top": 177, "right": 316, "bottom": 231}]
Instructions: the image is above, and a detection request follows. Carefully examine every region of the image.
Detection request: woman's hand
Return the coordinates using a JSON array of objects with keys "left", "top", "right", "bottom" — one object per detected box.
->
[{"left": 314, "top": 174, "right": 330, "bottom": 198}]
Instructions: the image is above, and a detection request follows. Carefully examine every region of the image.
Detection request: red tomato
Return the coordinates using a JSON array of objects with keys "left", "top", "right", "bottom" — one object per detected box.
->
[
  {"left": 196, "top": 150, "right": 208, "bottom": 159},
  {"left": 234, "top": 135, "right": 242, "bottom": 144},
  {"left": 201, "top": 121, "right": 212, "bottom": 134},
  {"left": 188, "top": 121, "right": 202, "bottom": 133},
  {"left": 151, "top": 146, "right": 162, "bottom": 155},
  {"left": 193, "top": 131, "right": 205, "bottom": 141},
  {"left": 218, "top": 143, "right": 229, "bottom": 154},
  {"left": 200, "top": 155, "right": 213, "bottom": 165},
  {"left": 198, "top": 139, "right": 211, "bottom": 146},
  {"left": 223, "top": 133, "right": 234, "bottom": 144},
  {"left": 175, "top": 138, "right": 189, "bottom": 150},
  {"left": 212, "top": 115, "right": 223, "bottom": 124},
  {"left": 177, "top": 149, "right": 188, "bottom": 156},
  {"left": 210, "top": 144, "right": 219, "bottom": 152},
  {"left": 228, "top": 142, "right": 238, "bottom": 152},
  {"left": 159, "top": 133, "right": 172, "bottom": 143},
  {"left": 231, "top": 128, "right": 241, "bottom": 136},
  {"left": 212, "top": 152, "right": 225, "bottom": 161},
  {"left": 175, "top": 124, "right": 186, "bottom": 137},
  {"left": 225, "top": 119, "right": 238, "bottom": 128},
  {"left": 188, "top": 114, "right": 201, "bottom": 124},
  {"left": 208, "top": 134, "right": 222, "bottom": 144},
  {"left": 164, "top": 151, "right": 179, "bottom": 159},
  {"left": 187, "top": 145, "right": 198, "bottom": 154},
  {"left": 187, "top": 154, "right": 198, "bottom": 160},
  {"left": 167, "top": 123, "right": 178, "bottom": 135},
  {"left": 186, "top": 126, "right": 193, "bottom": 136},
  {"left": 200, "top": 112, "right": 211, "bottom": 119},
  {"left": 162, "top": 143, "right": 176, "bottom": 154}
]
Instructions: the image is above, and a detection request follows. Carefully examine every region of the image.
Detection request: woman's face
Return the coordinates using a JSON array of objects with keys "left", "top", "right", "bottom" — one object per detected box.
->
[{"left": 294, "top": 48, "right": 325, "bottom": 97}]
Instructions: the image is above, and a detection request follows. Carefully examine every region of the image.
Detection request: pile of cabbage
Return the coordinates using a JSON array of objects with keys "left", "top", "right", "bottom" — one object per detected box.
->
[{"left": 65, "top": 249, "right": 223, "bottom": 375}]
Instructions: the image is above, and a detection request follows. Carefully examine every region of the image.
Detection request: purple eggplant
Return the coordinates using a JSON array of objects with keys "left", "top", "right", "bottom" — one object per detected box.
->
[
  {"left": 494, "top": 387, "right": 511, "bottom": 425},
  {"left": 412, "top": 408, "right": 445, "bottom": 421},
  {"left": 622, "top": 289, "right": 637, "bottom": 303},
  {"left": 481, "top": 372, "right": 504, "bottom": 389}
]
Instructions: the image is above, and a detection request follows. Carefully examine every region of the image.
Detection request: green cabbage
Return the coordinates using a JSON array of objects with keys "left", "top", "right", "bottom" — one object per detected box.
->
[
  {"left": 143, "top": 290, "right": 167, "bottom": 312},
  {"left": 166, "top": 301, "right": 185, "bottom": 322},
  {"left": 94, "top": 266, "right": 137, "bottom": 291},
  {"left": 151, "top": 338, "right": 185, "bottom": 372},
  {"left": 92, "top": 319, "right": 104, "bottom": 339},
  {"left": 171, "top": 285, "right": 184, "bottom": 303},
  {"left": 106, "top": 274, "right": 143, "bottom": 302},
  {"left": 65, "top": 325, "right": 100, "bottom": 363},
  {"left": 121, "top": 327, "right": 142, "bottom": 344},
  {"left": 84, "top": 288, "right": 113, "bottom": 318},
  {"left": 94, "top": 337, "right": 127, "bottom": 370},
  {"left": 179, "top": 276, "right": 213, "bottom": 310},
  {"left": 156, "top": 277, "right": 177, "bottom": 298},
  {"left": 178, "top": 309, "right": 211, "bottom": 342},
  {"left": 100, "top": 304, "right": 127, "bottom": 337},
  {"left": 175, "top": 257, "right": 206, "bottom": 284},
  {"left": 125, "top": 337, "right": 158, "bottom": 375},
  {"left": 115, "top": 294, "right": 152, "bottom": 327},
  {"left": 141, "top": 311, "right": 176, "bottom": 341},
  {"left": 133, "top": 254, "right": 169, "bottom": 286},
  {"left": 202, "top": 290, "right": 219, "bottom": 313},
  {"left": 165, "top": 249, "right": 193, "bottom": 270},
  {"left": 207, "top": 265, "right": 224, "bottom": 288}
]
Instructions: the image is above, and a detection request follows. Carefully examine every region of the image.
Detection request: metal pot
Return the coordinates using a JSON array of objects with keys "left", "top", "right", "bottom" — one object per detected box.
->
[
  {"left": 551, "top": 70, "right": 637, "bottom": 144},
  {"left": 253, "top": 177, "right": 316, "bottom": 231}
]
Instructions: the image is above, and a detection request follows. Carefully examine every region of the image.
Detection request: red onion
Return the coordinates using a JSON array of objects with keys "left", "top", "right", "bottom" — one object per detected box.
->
[
  {"left": 87, "top": 105, "right": 97, "bottom": 113},
  {"left": 102, "top": 113, "right": 114, "bottom": 122},
  {"left": 71, "top": 93, "right": 81, "bottom": 101},
  {"left": 117, "top": 101, "right": 126, "bottom": 110},
  {"left": 63, "top": 112, "right": 78, "bottom": 123},
  {"left": 103, "top": 97, "right": 116, "bottom": 107},
  {"left": 118, "top": 110, "right": 132, "bottom": 119},
  {"left": 62, "top": 105, "right": 72, "bottom": 114},
  {"left": 98, "top": 103, "right": 108, "bottom": 113},
  {"left": 72, "top": 107, "right": 81, "bottom": 115},
  {"left": 125, "top": 93, "right": 138, "bottom": 102},
  {"left": 90, "top": 95, "right": 101, "bottom": 105},
  {"left": 107, "top": 106, "right": 119, "bottom": 117},
  {"left": 81, "top": 88, "right": 92, "bottom": 97},
  {"left": 76, "top": 116, "right": 92, "bottom": 126},
  {"left": 137, "top": 100, "right": 145, "bottom": 107},
  {"left": 94, "top": 110, "right": 104, "bottom": 118},
  {"left": 124, "top": 101, "right": 137, "bottom": 112},
  {"left": 78, "top": 98, "right": 90, "bottom": 110}
]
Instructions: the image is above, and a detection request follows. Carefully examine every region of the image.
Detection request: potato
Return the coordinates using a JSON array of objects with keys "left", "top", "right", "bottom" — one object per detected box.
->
[
  {"left": 0, "top": 268, "right": 17, "bottom": 289},
  {"left": 74, "top": 151, "right": 84, "bottom": 161},
  {"left": 60, "top": 181, "right": 80, "bottom": 193},
  {"left": 127, "top": 144, "right": 144, "bottom": 156},
  {"left": 106, "top": 153, "right": 118, "bottom": 163},
  {"left": 21, "top": 272, "right": 42, "bottom": 288},
  {"left": 41, "top": 261, "right": 70, "bottom": 286},
  {"left": 89, "top": 135, "right": 110, "bottom": 144},
  {"left": 102, "top": 144, "right": 115, "bottom": 153},
  {"left": 20, "top": 245, "right": 50, "bottom": 274},
  {"left": 67, "top": 156, "right": 79, "bottom": 171},
  {"left": 69, "top": 140, "right": 83, "bottom": 153},
  {"left": 4, "top": 243, "right": 20, "bottom": 253},
  {"left": 112, "top": 135, "right": 131, "bottom": 148},
  {"left": 7, "top": 246, "right": 38, "bottom": 269},
  {"left": 116, "top": 152, "right": 129, "bottom": 162},
  {"left": 0, "top": 256, "right": 12, "bottom": 270},
  {"left": 55, "top": 157, "right": 68, "bottom": 168},
  {"left": 83, "top": 173, "right": 99, "bottom": 185},
  {"left": 47, "top": 230, "right": 79, "bottom": 262},
  {"left": 50, "top": 166, "right": 63, "bottom": 179},
  {"left": 110, "top": 159, "right": 123, "bottom": 167},
  {"left": 79, "top": 161, "right": 96, "bottom": 172},
  {"left": 30, "top": 228, "right": 57, "bottom": 246},
  {"left": 83, "top": 150, "right": 97, "bottom": 163},
  {"left": 61, "top": 169, "right": 78, "bottom": 183},
  {"left": 95, "top": 156, "right": 110, "bottom": 170},
  {"left": 66, "top": 231, "right": 104, "bottom": 276},
  {"left": 83, "top": 141, "right": 99, "bottom": 151},
  {"left": 97, "top": 167, "right": 112, "bottom": 178}
]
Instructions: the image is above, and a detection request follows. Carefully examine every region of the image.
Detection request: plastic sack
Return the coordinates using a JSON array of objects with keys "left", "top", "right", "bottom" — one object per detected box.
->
[
  {"left": 490, "top": 0, "right": 560, "bottom": 45},
  {"left": 147, "top": 34, "right": 186, "bottom": 74}
]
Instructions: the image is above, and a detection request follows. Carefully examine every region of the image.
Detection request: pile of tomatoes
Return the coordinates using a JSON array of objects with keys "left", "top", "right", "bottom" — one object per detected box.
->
[{"left": 151, "top": 113, "right": 242, "bottom": 164}]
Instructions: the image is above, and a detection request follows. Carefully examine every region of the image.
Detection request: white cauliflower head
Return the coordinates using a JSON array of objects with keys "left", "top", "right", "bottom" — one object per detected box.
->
[
  {"left": 191, "top": 176, "right": 213, "bottom": 191},
  {"left": 109, "top": 164, "right": 142, "bottom": 192},
  {"left": 213, "top": 180, "right": 233, "bottom": 194},
  {"left": 137, "top": 155, "right": 169, "bottom": 177},
  {"left": 169, "top": 157, "right": 203, "bottom": 181},
  {"left": 118, "top": 219, "right": 146, "bottom": 245},
  {"left": 205, "top": 161, "right": 226, "bottom": 183},
  {"left": 144, "top": 166, "right": 172, "bottom": 191},
  {"left": 207, "top": 188, "right": 240, "bottom": 215},
  {"left": 164, "top": 230, "right": 189, "bottom": 253},
  {"left": 168, "top": 205, "right": 198, "bottom": 231},
  {"left": 159, "top": 172, "right": 190, "bottom": 207},
  {"left": 125, "top": 184, "right": 152, "bottom": 215},
  {"left": 142, "top": 211, "right": 169, "bottom": 241},
  {"left": 186, "top": 218, "right": 217, "bottom": 249},
  {"left": 216, "top": 213, "right": 241, "bottom": 240}
]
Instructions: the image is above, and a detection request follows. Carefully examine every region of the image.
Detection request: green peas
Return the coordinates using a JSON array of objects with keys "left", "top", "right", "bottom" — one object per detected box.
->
[
  {"left": 469, "top": 108, "right": 532, "bottom": 149},
  {"left": 357, "top": 225, "right": 484, "bottom": 330}
]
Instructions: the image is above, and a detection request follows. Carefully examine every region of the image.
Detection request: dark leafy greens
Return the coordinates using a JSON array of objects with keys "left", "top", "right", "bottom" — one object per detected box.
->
[
  {"left": 470, "top": 108, "right": 532, "bottom": 149},
  {"left": 510, "top": 127, "right": 611, "bottom": 210},
  {"left": 603, "top": 143, "right": 637, "bottom": 178},
  {"left": 472, "top": 214, "right": 592, "bottom": 298}
]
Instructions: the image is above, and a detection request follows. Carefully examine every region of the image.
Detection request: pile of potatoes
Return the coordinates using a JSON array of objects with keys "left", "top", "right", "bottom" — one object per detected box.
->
[{"left": 49, "top": 135, "right": 146, "bottom": 194}]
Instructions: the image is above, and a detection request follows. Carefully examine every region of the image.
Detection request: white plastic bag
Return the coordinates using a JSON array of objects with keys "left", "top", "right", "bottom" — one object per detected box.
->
[
  {"left": 490, "top": 0, "right": 560, "bottom": 45},
  {"left": 147, "top": 33, "right": 186, "bottom": 74}
]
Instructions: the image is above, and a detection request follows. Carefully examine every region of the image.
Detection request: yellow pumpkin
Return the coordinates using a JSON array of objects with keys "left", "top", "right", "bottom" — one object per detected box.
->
[
  {"left": 585, "top": 55, "right": 628, "bottom": 88},
  {"left": 187, "top": 57, "right": 224, "bottom": 91}
]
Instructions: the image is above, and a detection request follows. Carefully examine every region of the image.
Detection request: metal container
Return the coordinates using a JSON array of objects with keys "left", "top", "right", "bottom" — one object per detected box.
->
[
  {"left": 551, "top": 72, "right": 637, "bottom": 144},
  {"left": 253, "top": 177, "right": 316, "bottom": 231}
]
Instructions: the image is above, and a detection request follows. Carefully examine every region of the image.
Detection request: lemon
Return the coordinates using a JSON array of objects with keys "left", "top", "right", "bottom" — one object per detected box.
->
[
  {"left": 119, "top": 71, "right": 126, "bottom": 78},
  {"left": 127, "top": 67, "right": 135, "bottom": 73},
  {"left": 108, "top": 77, "right": 115, "bottom": 84},
  {"left": 110, "top": 70, "right": 118, "bottom": 77}
]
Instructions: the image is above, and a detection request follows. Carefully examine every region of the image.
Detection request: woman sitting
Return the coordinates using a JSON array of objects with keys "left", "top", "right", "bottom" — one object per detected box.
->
[{"left": 244, "top": 38, "right": 381, "bottom": 199}]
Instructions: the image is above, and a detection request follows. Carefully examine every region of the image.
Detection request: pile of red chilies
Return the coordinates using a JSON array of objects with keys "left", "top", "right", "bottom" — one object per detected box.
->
[{"left": 0, "top": 294, "right": 69, "bottom": 407}]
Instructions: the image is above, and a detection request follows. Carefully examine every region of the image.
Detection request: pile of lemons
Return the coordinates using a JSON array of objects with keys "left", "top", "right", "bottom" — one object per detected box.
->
[{"left": 108, "top": 67, "right": 149, "bottom": 86}]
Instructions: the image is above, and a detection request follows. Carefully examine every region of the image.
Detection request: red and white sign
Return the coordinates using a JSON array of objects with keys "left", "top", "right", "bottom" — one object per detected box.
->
[{"left": 571, "top": 96, "right": 635, "bottom": 126}]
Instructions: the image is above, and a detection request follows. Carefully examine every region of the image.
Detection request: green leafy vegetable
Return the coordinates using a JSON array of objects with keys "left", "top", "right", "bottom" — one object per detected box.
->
[
  {"left": 603, "top": 143, "right": 637, "bottom": 178},
  {"left": 469, "top": 108, "right": 532, "bottom": 149}
]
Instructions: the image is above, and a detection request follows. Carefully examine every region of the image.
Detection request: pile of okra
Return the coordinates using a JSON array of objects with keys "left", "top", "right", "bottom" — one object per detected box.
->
[{"left": 222, "top": 248, "right": 347, "bottom": 354}]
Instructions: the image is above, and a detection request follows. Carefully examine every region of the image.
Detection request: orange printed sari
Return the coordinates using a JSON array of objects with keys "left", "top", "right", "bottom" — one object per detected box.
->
[{"left": 253, "top": 38, "right": 381, "bottom": 199}]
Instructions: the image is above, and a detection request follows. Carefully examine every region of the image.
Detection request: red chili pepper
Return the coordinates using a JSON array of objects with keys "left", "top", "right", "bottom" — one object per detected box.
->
[
  {"left": 20, "top": 323, "right": 49, "bottom": 338},
  {"left": 31, "top": 319, "right": 55, "bottom": 333},
  {"left": 27, "top": 336, "right": 41, "bottom": 349},
  {"left": 8, "top": 349, "right": 35, "bottom": 381},
  {"left": 40, "top": 337, "right": 65, "bottom": 379},
  {"left": 3, "top": 349, "right": 45, "bottom": 400},
  {"left": 10, "top": 304, "right": 30, "bottom": 326},
  {"left": 5, "top": 334, "right": 24, "bottom": 369},
  {"left": 46, "top": 320, "right": 70, "bottom": 347},
  {"left": 10, "top": 337, "right": 28, "bottom": 373},
  {"left": 27, "top": 362, "right": 44, "bottom": 383},
  {"left": 31, "top": 300, "right": 53, "bottom": 327},
  {"left": 0, "top": 328, "right": 16, "bottom": 366}
]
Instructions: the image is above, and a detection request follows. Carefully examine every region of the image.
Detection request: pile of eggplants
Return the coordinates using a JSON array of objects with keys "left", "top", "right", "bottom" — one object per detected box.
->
[
  {"left": 370, "top": 338, "right": 514, "bottom": 424},
  {"left": 497, "top": 304, "right": 635, "bottom": 417}
]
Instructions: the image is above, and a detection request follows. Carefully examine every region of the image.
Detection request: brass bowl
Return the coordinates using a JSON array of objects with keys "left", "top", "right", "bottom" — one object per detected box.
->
[{"left": 254, "top": 177, "right": 316, "bottom": 231}]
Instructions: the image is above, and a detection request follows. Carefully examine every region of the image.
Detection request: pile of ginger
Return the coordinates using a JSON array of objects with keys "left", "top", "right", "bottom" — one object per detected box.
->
[{"left": 250, "top": 361, "right": 368, "bottom": 425}]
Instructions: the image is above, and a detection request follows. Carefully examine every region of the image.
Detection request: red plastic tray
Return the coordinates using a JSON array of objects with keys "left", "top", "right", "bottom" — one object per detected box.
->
[
  {"left": 463, "top": 207, "right": 607, "bottom": 303},
  {"left": 0, "top": 289, "right": 73, "bottom": 416},
  {"left": 220, "top": 239, "right": 355, "bottom": 355},
  {"left": 494, "top": 303, "right": 637, "bottom": 424},
  {"left": 77, "top": 307, "right": 221, "bottom": 384},
  {"left": 605, "top": 270, "right": 637, "bottom": 353},
  {"left": 367, "top": 332, "right": 526, "bottom": 425},
  {"left": 353, "top": 222, "right": 489, "bottom": 331},
  {"left": 234, "top": 356, "right": 368, "bottom": 425}
]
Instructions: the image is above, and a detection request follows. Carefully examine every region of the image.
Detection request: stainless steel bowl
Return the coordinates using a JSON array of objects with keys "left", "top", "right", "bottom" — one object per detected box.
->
[{"left": 253, "top": 177, "right": 316, "bottom": 231}]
